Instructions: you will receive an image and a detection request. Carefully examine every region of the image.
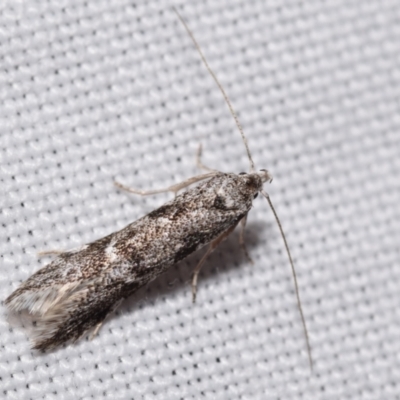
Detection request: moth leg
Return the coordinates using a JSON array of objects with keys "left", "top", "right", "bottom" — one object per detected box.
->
[
  {"left": 114, "top": 171, "right": 218, "bottom": 197},
  {"left": 239, "top": 214, "right": 254, "bottom": 265},
  {"left": 196, "top": 144, "right": 217, "bottom": 172},
  {"left": 89, "top": 299, "right": 123, "bottom": 340},
  {"left": 192, "top": 223, "right": 238, "bottom": 303},
  {"left": 37, "top": 250, "right": 64, "bottom": 257}
]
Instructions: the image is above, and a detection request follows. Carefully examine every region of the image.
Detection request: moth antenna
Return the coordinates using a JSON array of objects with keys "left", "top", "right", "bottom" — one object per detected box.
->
[
  {"left": 173, "top": 7, "right": 255, "bottom": 172},
  {"left": 261, "top": 190, "right": 313, "bottom": 371}
]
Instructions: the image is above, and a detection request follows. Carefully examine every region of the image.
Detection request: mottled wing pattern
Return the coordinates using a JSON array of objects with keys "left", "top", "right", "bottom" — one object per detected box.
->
[
  {"left": 6, "top": 173, "right": 259, "bottom": 350},
  {"left": 5, "top": 245, "right": 150, "bottom": 350}
]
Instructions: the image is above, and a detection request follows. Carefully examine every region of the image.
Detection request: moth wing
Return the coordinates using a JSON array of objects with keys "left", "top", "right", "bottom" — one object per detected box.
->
[
  {"left": 30, "top": 278, "right": 133, "bottom": 351},
  {"left": 5, "top": 260, "right": 145, "bottom": 350}
]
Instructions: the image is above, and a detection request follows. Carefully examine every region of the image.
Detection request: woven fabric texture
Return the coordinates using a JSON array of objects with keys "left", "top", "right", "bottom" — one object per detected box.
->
[{"left": 1, "top": 0, "right": 400, "bottom": 399}]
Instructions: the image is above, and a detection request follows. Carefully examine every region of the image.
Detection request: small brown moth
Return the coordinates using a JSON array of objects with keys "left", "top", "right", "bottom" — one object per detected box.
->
[{"left": 5, "top": 7, "right": 312, "bottom": 369}]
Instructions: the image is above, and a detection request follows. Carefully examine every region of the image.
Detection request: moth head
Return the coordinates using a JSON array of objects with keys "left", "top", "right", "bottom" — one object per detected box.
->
[{"left": 237, "top": 169, "right": 272, "bottom": 200}]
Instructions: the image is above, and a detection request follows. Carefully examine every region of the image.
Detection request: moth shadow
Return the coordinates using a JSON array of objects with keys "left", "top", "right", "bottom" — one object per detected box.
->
[{"left": 115, "top": 220, "right": 273, "bottom": 322}]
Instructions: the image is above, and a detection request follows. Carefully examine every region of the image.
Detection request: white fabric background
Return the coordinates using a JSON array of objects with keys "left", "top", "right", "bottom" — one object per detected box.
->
[{"left": 1, "top": 0, "right": 399, "bottom": 399}]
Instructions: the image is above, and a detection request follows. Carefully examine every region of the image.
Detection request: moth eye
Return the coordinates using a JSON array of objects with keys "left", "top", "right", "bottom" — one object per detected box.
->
[
  {"left": 254, "top": 193, "right": 258, "bottom": 199},
  {"left": 239, "top": 172, "right": 247, "bottom": 175}
]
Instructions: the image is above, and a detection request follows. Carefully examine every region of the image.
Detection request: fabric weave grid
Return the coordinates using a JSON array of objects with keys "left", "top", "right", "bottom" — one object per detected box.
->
[{"left": 1, "top": 1, "right": 399, "bottom": 399}]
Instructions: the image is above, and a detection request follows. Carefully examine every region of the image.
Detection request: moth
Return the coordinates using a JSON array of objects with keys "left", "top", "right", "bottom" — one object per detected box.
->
[{"left": 5, "top": 8, "right": 312, "bottom": 368}]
